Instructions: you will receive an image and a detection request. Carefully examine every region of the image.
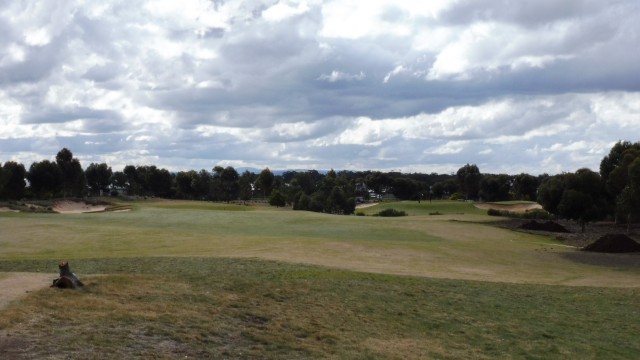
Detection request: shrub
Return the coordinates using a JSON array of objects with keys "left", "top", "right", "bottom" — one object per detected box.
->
[
  {"left": 487, "top": 208, "right": 552, "bottom": 220},
  {"left": 268, "top": 190, "right": 287, "bottom": 207},
  {"left": 356, "top": 211, "right": 366, "bottom": 216},
  {"left": 487, "top": 208, "right": 501, "bottom": 216},
  {"left": 376, "top": 208, "right": 407, "bottom": 217}
]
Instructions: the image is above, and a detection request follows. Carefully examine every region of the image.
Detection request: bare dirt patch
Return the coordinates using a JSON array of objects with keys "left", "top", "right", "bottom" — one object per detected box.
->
[{"left": 0, "top": 272, "right": 53, "bottom": 310}]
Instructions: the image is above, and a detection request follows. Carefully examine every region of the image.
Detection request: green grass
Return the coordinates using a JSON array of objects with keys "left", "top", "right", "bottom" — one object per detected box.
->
[
  {"left": 1, "top": 257, "right": 639, "bottom": 359},
  {"left": 0, "top": 199, "right": 639, "bottom": 358},
  {"left": 1, "top": 200, "right": 638, "bottom": 285}
]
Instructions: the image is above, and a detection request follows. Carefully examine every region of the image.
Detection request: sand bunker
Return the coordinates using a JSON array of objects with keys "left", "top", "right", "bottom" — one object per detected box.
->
[
  {"left": 475, "top": 202, "right": 543, "bottom": 212},
  {"left": 356, "top": 202, "right": 379, "bottom": 209},
  {"left": 0, "top": 272, "right": 53, "bottom": 310},
  {"left": 53, "top": 201, "right": 108, "bottom": 214}
]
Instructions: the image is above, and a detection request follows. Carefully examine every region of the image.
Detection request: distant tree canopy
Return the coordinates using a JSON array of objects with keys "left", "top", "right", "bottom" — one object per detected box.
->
[{"left": 1, "top": 142, "right": 640, "bottom": 224}]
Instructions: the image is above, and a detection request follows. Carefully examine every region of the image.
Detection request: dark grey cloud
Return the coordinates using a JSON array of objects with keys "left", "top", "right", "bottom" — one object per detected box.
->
[{"left": 439, "top": 0, "right": 602, "bottom": 28}]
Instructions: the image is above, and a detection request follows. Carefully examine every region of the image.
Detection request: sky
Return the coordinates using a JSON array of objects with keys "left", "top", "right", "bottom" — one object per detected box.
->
[{"left": 1, "top": 0, "right": 639, "bottom": 175}]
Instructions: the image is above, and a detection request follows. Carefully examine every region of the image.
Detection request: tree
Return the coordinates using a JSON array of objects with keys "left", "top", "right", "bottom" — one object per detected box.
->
[
  {"left": 27, "top": 160, "right": 63, "bottom": 198},
  {"left": 457, "top": 164, "right": 481, "bottom": 200},
  {"left": 176, "top": 171, "right": 197, "bottom": 199},
  {"left": 193, "top": 170, "right": 212, "bottom": 200},
  {"left": 366, "top": 171, "right": 392, "bottom": 198},
  {"left": 599, "top": 141, "right": 640, "bottom": 222},
  {"left": 557, "top": 190, "right": 593, "bottom": 232},
  {"left": 268, "top": 189, "right": 286, "bottom": 207},
  {"left": 210, "top": 166, "right": 224, "bottom": 201},
  {"left": 85, "top": 163, "right": 113, "bottom": 196},
  {"left": 1, "top": 161, "right": 27, "bottom": 199},
  {"left": 220, "top": 166, "right": 240, "bottom": 202},
  {"left": 123, "top": 165, "right": 140, "bottom": 195},
  {"left": 540, "top": 169, "right": 606, "bottom": 232},
  {"left": 293, "top": 191, "right": 310, "bottom": 210},
  {"left": 110, "top": 171, "right": 128, "bottom": 195},
  {"left": 147, "top": 167, "right": 173, "bottom": 197},
  {"left": 392, "top": 178, "right": 422, "bottom": 200},
  {"left": 326, "top": 186, "right": 347, "bottom": 214},
  {"left": 134, "top": 165, "right": 172, "bottom": 197},
  {"left": 616, "top": 157, "right": 640, "bottom": 233},
  {"left": 238, "top": 171, "right": 255, "bottom": 202},
  {"left": 512, "top": 173, "right": 538, "bottom": 201},
  {"left": 56, "top": 148, "right": 85, "bottom": 197},
  {"left": 431, "top": 178, "right": 458, "bottom": 199},
  {"left": 537, "top": 175, "right": 565, "bottom": 216},
  {"left": 479, "top": 174, "right": 511, "bottom": 202},
  {"left": 256, "top": 168, "right": 275, "bottom": 198},
  {"left": 600, "top": 141, "right": 638, "bottom": 181},
  {"left": 291, "top": 172, "right": 316, "bottom": 195}
]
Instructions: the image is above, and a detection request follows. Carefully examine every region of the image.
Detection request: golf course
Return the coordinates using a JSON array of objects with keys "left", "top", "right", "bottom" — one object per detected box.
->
[{"left": 1, "top": 199, "right": 639, "bottom": 358}]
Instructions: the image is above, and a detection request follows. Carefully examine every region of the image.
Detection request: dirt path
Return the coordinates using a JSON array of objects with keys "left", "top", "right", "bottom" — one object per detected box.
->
[{"left": 0, "top": 273, "right": 53, "bottom": 310}]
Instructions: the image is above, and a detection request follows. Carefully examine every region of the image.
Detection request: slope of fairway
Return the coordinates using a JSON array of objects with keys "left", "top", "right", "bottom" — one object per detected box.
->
[{"left": 1, "top": 200, "right": 638, "bottom": 287}]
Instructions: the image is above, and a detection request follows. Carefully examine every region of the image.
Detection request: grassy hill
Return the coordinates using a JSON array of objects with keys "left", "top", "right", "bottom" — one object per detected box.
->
[{"left": 0, "top": 200, "right": 638, "bottom": 358}]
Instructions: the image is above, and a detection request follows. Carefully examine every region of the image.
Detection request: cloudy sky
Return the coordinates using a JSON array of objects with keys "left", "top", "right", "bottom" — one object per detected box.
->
[{"left": 1, "top": 0, "right": 638, "bottom": 175}]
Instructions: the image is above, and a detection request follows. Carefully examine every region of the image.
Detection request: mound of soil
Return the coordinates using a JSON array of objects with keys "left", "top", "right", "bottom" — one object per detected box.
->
[
  {"left": 519, "top": 220, "right": 570, "bottom": 233},
  {"left": 583, "top": 234, "right": 640, "bottom": 253}
]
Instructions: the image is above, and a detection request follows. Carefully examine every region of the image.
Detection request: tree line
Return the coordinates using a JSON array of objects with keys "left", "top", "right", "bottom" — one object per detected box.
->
[{"left": 0, "top": 142, "right": 639, "bottom": 227}]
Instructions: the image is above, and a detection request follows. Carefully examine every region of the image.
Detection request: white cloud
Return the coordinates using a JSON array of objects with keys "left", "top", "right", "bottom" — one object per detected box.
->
[
  {"left": 263, "top": 1, "right": 311, "bottom": 22},
  {"left": 316, "top": 70, "right": 366, "bottom": 82},
  {"left": 0, "top": 0, "right": 638, "bottom": 175}
]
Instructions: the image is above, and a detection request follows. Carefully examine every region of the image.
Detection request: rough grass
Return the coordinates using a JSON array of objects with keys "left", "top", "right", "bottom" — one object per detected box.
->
[{"left": 1, "top": 257, "right": 639, "bottom": 359}]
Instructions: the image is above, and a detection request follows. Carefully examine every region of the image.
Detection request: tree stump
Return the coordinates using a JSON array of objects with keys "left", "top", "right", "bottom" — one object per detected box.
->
[{"left": 51, "top": 261, "right": 84, "bottom": 289}]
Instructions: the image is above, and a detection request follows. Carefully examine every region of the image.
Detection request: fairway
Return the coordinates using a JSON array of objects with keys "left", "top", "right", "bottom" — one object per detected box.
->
[
  {"left": 0, "top": 200, "right": 637, "bottom": 286},
  {"left": 1, "top": 200, "right": 639, "bottom": 358}
]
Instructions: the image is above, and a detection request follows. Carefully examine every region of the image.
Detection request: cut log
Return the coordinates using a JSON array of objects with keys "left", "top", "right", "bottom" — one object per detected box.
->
[{"left": 51, "top": 261, "right": 84, "bottom": 289}]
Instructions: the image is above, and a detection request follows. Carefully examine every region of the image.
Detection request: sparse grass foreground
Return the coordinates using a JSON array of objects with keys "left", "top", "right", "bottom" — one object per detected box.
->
[{"left": 1, "top": 257, "right": 639, "bottom": 359}]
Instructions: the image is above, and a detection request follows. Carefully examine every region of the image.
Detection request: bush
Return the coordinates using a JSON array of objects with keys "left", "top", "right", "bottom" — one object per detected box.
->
[
  {"left": 268, "top": 189, "right": 287, "bottom": 207},
  {"left": 376, "top": 208, "right": 407, "bottom": 217},
  {"left": 487, "top": 208, "right": 501, "bottom": 216},
  {"left": 487, "top": 208, "right": 552, "bottom": 220},
  {"left": 356, "top": 211, "right": 366, "bottom": 216}
]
